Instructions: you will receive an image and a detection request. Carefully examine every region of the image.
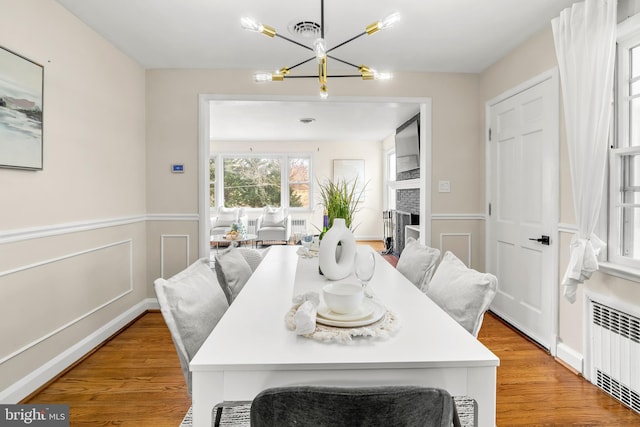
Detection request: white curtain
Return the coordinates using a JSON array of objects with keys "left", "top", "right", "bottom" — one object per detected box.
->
[{"left": 552, "top": 0, "right": 617, "bottom": 303}]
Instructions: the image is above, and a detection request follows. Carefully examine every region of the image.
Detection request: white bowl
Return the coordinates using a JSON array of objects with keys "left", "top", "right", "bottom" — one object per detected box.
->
[{"left": 322, "top": 282, "right": 364, "bottom": 314}]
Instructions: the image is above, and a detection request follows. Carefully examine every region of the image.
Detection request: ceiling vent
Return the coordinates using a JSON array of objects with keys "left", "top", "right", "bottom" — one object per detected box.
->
[{"left": 288, "top": 20, "right": 322, "bottom": 39}]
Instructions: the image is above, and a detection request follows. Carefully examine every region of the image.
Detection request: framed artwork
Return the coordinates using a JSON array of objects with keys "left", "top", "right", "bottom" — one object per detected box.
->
[
  {"left": 0, "top": 46, "right": 44, "bottom": 170},
  {"left": 333, "top": 159, "right": 365, "bottom": 200}
]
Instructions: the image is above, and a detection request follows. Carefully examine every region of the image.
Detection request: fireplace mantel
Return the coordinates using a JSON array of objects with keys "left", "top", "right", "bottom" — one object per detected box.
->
[{"left": 396, "top": 178, "right": 420, "bottom": 190}]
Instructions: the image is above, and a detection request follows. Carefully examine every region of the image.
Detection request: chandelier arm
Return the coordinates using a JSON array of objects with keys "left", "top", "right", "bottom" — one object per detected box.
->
[
  {"left": 287, "top": 56, "right": 316, "bottom": 71},
  {"left": 284, "top": 74, "right": 362, "bottom": 79},
  {"left": 326, "top": 31, "right": 367, "bottom": 54},
  {"left": 321, "top": 0, "right": 325, "bottom": 39},
  {"left": 274, "top": 33, "right": 314, "bottom": 52},
  {"left": 326, "top": 55, "right": 360, "bottom": 70}
]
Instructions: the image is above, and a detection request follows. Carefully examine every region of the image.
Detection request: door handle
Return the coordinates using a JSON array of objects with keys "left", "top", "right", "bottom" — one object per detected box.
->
[{"left": 529, "top": 235, "right": 550, "bottom": 246}]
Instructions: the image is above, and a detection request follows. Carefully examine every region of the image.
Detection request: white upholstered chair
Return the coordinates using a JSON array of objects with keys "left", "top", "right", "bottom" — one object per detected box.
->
[
  {"left": 255, "top": 206, "right": 291, "bottom": 245},
  {"left": 426, "top": 251, "right": 497, "bottom": 337},
  {"left": 396, "top": 237, "right": 441, "bottom": 293},
  {"left": 210, "top": 207, "right": 248, "bottom": 236},
  {"left": 153, "top": 258, "right": 229, "bottom": 394}
]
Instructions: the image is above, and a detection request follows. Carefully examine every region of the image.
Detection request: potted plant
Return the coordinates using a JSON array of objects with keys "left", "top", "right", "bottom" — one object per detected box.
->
[{"left": 317, "top": 176, "right": 366, "bottom": 231}]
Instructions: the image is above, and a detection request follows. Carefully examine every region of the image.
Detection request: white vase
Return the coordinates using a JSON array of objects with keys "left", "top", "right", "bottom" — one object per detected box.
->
[{"left": 319, "top": 218, "right": 356, "bottom": 280}]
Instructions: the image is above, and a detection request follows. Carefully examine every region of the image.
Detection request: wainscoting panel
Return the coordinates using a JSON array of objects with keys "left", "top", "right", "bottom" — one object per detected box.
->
[
  {"left": 0, "top": 240, "right": 133, "bottom": 364},
  {"left": 161, "top": 234, "right": 190, "bottom": 279},
  {"left": 439, "top": 233, "right": 472, "bottom": 266}
]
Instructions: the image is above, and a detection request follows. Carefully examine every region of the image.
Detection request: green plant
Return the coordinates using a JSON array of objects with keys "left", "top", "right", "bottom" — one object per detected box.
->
[{"left": 317, "top": 177, "right": 366, "bottom": 230}]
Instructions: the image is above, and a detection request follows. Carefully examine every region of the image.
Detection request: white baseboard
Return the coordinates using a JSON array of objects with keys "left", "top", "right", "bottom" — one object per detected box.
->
[
  {"left": 0, "top": 298, "right": 157, "bottom": 404},
  {"left": 556, "top": 342, "right": 584, "bottom": 374}
]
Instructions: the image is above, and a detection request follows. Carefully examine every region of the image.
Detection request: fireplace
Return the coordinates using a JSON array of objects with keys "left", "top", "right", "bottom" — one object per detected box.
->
[{"left": 386, "top": 210, "right": 419, "bottom": 256}]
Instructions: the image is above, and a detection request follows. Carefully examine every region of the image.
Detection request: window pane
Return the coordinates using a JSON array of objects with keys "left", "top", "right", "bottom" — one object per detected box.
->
[
  {"left": 388, "top": 152, "right": 396, "bottom": 181},
  {"left": 622, "top": 206, "right": 640, "bottom": 258},
  {"left": 630, "top": 98, "right": 640, "bottom": 147},
  {"left": 632, "top": 45, "right": 640, "bottom": 78},
  {"left": 620, "top": 153, "right": 640, "bottom": 260},
  {"left": 223, "top": 157, "right": 281, "bottom": 207},
  {"left": 623, "top": 153, "right": 640, "bottom": 189},
  {"left": 289, "top": 157, "right": 309, "bottom": 182},
  {"left": 289, "top": 183, "right": 309, "bottom": 208}
]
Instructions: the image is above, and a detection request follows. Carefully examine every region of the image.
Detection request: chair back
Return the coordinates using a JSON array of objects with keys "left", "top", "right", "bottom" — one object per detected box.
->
[
  {"left": 153, "top": 258, "right": 229, "bottom": 394},
  {"left": 250, "top": 385, "right": 459, "bottom": 427}
]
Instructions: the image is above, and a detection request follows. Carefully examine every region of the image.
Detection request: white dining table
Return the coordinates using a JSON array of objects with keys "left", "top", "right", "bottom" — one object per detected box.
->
[{"left": 190, "top": 245, "right": 499, "bottom": 427}]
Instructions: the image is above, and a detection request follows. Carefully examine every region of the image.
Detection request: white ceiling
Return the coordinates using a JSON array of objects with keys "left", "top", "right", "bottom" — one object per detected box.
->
[{"left": 54, "top": 0, "right": 581, "bottom": 142}]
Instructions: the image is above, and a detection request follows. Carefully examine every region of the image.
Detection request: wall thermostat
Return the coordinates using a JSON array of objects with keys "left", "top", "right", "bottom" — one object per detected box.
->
[{"left": 171, "top": 164, "right": 184, "bottom": 173}]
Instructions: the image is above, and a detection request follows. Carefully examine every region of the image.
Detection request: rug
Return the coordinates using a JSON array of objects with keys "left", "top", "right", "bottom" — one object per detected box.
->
[{"left": 180, "top": 396, "right": 477, "bottom": 426}]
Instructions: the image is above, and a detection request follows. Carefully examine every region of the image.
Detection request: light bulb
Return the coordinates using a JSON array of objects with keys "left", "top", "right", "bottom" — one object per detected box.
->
[
  {"left": 313, "top": 38, "right": 327, "bottom": 62},
  {"left": 254, "top": 73, "right": 273, "bottom": 83},
  {"left": 240, "top": 17, "right": 261, "bottom": 32},
  {"left": 378, "top": 12, "right": 400, "bottom": 30},
  {"left": 320, "top": 85, "right": 328, "bottom": 99},
  {"left": 373, "top": 71, "right": 392, "bottom": 80}
]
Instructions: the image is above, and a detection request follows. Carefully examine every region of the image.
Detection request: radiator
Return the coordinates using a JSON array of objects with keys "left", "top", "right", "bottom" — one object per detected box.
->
[
  {"left": 589, "top": 300, "right": 640, "bottom": 414},
  {"left": 248, "top": 218, "right": 307, "bottom": 238},
  {"left": 291, "top": 218, "right": 307, "bottom": 242}
]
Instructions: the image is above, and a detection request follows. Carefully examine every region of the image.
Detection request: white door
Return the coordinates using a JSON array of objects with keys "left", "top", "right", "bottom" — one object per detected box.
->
[{"left": 487, "top": 73, "right": 558, "bottom": 351}]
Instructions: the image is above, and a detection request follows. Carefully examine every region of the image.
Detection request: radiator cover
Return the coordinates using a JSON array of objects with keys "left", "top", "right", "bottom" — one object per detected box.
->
[{"left": 590, "top": 300, "right": 640, "bottom": 414}]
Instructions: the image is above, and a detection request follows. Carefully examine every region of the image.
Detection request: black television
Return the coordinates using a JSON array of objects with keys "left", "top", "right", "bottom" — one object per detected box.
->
[{"left": 395, "top": 113, "right": 420, "bottom": 173}]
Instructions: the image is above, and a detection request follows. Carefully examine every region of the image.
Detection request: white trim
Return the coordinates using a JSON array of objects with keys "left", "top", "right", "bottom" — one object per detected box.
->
[
  {"left": 0, "top": 215, "right": 146, "bottom": 245},
  {"left": 0, "top": 298, "right": 156, "bottom": 404},
  {"left": 0, "top": 240, "right": 134, "bottom": 365},
  {"left": 439, "top": 232, "right": 472, "bottom": 266},
  {"left": 598, "top": 261, "right": 640, "bottom": 283},
  {"left": 420, "top": 101, "right": 432, "bottom": 246},
  {"left": 556, "top": 341, "right": 584, "bottom": 374},
  {"left": 558, "top": 223, "right": 579, "bottom": 233},
  {"left": 395, "top": 178, "right": 420, "bottom": 190},
  {"left": 146, "top": 213, "right": 200, "bottom": 221},
  {"left": 199, "top": 94, "right": 211, "bottom": 259},
  {"left": 559, "top": 224, "right": 640, "bottom": 282},
  {"left": 160, "top": 234, "right": 190, "bottom": 279},
  {"left": 485, "top": 67, "right": 560, "bottom": 356},
  {"left": 199, "top": 94, "right": 433, "bottom": 258},
  {"left": 432, "top": 213, "right": 486, "bottom": 221},
  {"left": 0, "top": 214, "right": 199, "bottom": 246}
]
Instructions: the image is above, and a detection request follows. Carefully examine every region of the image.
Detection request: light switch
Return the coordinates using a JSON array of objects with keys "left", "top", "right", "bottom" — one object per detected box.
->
[{"left": 438, "top": 180, "right": 451, "bottom": 193}]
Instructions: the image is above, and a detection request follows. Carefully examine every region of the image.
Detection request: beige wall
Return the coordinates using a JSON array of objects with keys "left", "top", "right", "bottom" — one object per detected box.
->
[
  {"left": 479, "top": 24, "right": 640, "bottom": 365},
  {"left": 0, "top": 0, "right": 147, "bottom": 399},
  {"left": 146, "top": 70, "right": 483, "bottom": 270}
]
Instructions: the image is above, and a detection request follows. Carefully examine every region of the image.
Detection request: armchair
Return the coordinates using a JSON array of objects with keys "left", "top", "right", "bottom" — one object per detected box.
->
[
  {"left": 210, "top": 207, "right": 248, "bottom": 236},
  {"left": 255, "top": 206, "right": 291, "bottom": 245}
]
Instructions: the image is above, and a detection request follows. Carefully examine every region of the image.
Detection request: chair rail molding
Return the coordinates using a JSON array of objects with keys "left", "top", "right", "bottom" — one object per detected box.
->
[
  {"left": 0, "top": 214, "right": 199, "bottom": 245},
  {"left": 432, "top": 213, "right": 487, "bottom": 221}
]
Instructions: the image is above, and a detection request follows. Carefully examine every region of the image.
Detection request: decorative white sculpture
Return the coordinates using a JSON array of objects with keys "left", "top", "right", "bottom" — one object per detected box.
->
[{"left": 318, "top": 218, "right": 357, "bottom": 280}]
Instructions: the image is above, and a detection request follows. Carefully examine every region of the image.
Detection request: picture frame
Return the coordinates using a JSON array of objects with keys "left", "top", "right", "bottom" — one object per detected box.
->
[
  {"left": 0, "top": 46, "right": 44, "bottom": 170},
  {"left": 333, "top": 159, "right": 365, "bottom": 201}
]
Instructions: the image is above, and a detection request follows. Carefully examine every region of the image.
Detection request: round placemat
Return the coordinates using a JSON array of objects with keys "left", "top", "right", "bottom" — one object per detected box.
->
[{"left": 285, "top": 301, "right": 400, "bottom": 343}]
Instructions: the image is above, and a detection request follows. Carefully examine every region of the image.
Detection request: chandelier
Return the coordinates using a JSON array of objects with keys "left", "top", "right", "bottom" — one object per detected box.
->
[{"left": 240, "top": 0, "right": 399, "bottom": 99}]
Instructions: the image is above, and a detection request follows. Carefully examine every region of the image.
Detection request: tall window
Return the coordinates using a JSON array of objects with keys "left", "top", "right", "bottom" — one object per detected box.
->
[
  {"left": 288, "top": 157, "right": 310, "bottom": 208},
  {"left": 210, "top": 154, "right": 312, "bottom": 210},
  {"left": 612, "top": 30, "right": 640, "bottom": 269}
]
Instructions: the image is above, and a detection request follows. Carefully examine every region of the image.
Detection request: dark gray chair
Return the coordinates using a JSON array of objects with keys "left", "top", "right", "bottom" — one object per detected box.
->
[{"left": 249, "top": 385, "right": 463, "bottom": 427}]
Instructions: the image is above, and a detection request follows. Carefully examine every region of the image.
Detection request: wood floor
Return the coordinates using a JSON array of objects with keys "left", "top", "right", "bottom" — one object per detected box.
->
[
  {"left": 24, "top": 313, "right": 640, "bottom": 426},
  {"left": 23, "top": 242, "right": 640, "bottom": 426}
]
